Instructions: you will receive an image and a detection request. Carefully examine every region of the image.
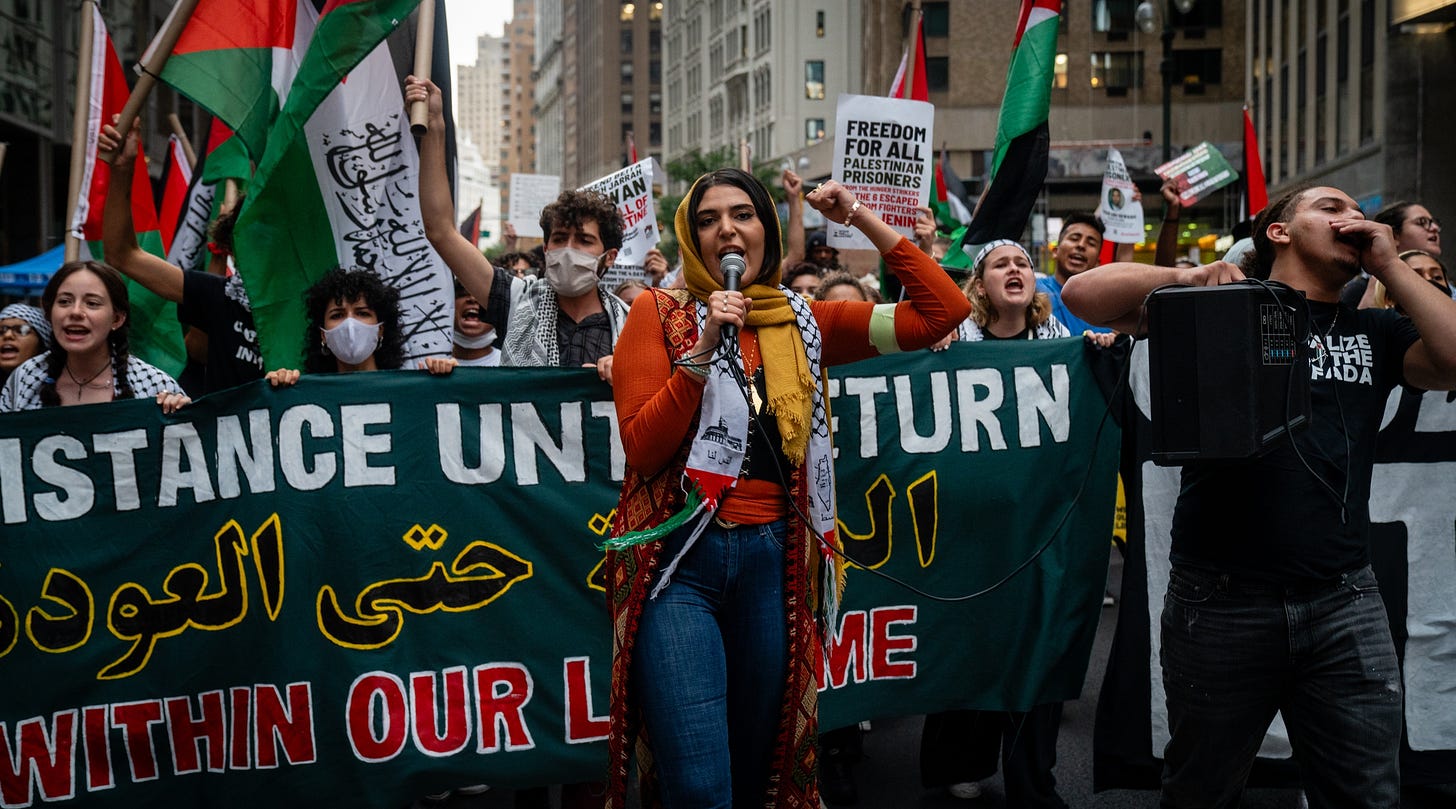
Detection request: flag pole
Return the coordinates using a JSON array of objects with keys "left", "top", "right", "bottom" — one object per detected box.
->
[
  {"left": 167, "top": 112, "right": 196, "bottom": 170},
  {"left": 904, "top": 0, "right": 922, "bottom": 95},
  {"left": 101, "top": 0, "right": 204, "bottom": 163},
  {"left": 409, "top": 0, "right": 437, "bottom": 135},
  {"left": 64, "top": 0, "right": 98, "bottom": 262}
]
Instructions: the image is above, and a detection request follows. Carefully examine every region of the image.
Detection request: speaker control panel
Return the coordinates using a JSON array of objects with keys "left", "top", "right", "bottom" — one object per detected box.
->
[{"left": 1260, "top": 304, "right": 1296, "bottom": 365}]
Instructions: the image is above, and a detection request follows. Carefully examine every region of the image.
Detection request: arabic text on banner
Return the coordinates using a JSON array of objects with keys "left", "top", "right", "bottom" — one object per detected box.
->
[{"left": 0, "top": 341, "right": 1115, "bottom": 807}]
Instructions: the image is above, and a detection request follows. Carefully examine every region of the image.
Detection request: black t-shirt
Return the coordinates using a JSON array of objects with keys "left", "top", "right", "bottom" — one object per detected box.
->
[
  {"left": 482, "top": 266, "right": 514, "bottom": 343},
  {"left": 1170, "top": 301, "right": 1419, "bottom": 582},
  {"left": 558, "top": 311, "right": 613, "bottom": 367},
  {"left": 178, "top": 272, "right": 264, "bottom": 393},
  {"left": 983, "top": 326, "right": 1029, "bottom": 341}
]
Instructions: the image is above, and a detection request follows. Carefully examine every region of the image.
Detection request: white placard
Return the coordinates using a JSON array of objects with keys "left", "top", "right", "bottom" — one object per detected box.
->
[
  {"left": 580, "top": 159, "right": 660, "bottom": 287},
  {"left": 1099, "top": 148, "right": 1144, "bottom": 244},
  {"left": 828, "top": 94, "right": 935, "bottom": 250},
  {"left": 508, "top": 173, "right": 562, "bottom": 239}
]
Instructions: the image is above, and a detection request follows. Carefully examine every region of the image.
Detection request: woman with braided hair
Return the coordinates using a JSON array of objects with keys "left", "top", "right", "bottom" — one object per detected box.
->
[
  {"left": 1, "top": 261, "right": 187, "bottom": 413},
  {"left": 604, "top": 170, "right": 969, "bottom": 808}
]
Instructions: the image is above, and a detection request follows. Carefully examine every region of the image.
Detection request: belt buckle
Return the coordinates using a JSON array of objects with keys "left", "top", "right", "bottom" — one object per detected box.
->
[{"left": 713, "top": 516, "right": 740, "bottom": 530}]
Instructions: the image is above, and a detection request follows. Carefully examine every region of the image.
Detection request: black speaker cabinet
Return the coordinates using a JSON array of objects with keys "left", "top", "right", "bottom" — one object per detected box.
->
[{"left": 1146, "top": 282, "right": 1311, "bottom": 465}]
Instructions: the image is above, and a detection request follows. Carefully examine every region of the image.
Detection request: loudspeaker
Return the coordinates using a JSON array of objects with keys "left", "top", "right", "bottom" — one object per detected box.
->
[{"left": 1146, "top": 282, "right": 1311, "bottom": 465}]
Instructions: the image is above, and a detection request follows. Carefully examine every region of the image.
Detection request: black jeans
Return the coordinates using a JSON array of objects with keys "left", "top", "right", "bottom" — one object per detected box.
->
[{"left": 1159, "top": 564, "right": 1402, "bottom": 809}]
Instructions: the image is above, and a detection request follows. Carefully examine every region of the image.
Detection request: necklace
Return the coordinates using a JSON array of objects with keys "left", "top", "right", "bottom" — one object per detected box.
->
[
  {"left": 1313, "top": 307, "right": 1339, "bottom": 368},
  {"left": 65, "top": 360, "right": 113, "bottom": 389}
]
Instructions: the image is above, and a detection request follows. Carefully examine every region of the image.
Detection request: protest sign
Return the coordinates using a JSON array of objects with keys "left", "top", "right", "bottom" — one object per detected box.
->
[
  {"left": 829, "top": 94, "right": 935, "bottom": 250},
  {"left": 1154, "top": 142, "right": 1239, "bottom": 207},
  {"left": 508, "top": 173, "right": 562, "bottom": 239},
  {"left": 580, "top": 159, "right": 660, "bottom": 288},
  {"left": 0, "top": 340, "right": 1116, "bottom": 807},
  {"left": 1099, "top": 148, "right": 1144, "bottom": 243}
]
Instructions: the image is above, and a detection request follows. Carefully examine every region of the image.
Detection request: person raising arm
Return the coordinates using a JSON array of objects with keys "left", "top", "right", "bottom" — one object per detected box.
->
[{"left": 1062, "top": 186, "right": 1456, "bottom": 809}]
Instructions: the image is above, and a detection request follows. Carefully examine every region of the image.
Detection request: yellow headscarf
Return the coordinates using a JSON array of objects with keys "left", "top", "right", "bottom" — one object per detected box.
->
[{"left": 675, "top": 175, "right": 817, "bottom": 464}]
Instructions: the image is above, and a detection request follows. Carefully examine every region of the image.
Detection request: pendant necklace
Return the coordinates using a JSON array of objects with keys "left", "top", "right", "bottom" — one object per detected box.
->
[{"left": 66, "top": 360, "right": 112, "bottom": 389}]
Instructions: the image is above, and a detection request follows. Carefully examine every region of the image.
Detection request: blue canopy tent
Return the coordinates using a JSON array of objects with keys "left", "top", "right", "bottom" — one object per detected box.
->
[{"left": 0, "top": 245, "right": 64, "bottom": 299}]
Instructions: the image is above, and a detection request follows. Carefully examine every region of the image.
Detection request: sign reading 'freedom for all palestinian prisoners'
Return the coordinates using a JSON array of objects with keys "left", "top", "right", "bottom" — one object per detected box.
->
[{"left": 829, "top": 94, "right": 935, "bottom": 251}]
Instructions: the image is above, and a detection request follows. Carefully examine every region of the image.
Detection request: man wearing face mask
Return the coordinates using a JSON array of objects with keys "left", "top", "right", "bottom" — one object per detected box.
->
[{"left": 409, "top": 75, "right": 628, "bottom": 381}]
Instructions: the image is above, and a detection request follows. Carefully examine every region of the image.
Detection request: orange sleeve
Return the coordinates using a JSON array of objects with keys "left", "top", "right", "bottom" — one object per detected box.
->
[
  {"left": 812, "top": 237, "right": 972, "bottom": 365},
  {"left": 613, "top": 291, "right": 706, "bottom": 476},
  {"left": 887, "top": 237, "right": 972, "bottom": 349}
]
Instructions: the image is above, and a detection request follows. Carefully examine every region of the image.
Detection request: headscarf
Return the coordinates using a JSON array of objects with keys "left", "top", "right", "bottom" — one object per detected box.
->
[
  {"left": 674, "top": 176, "right": 818, "bottom": 464},
  {"left": 0, "top": 303, "right": 52, "bottom": 347}
]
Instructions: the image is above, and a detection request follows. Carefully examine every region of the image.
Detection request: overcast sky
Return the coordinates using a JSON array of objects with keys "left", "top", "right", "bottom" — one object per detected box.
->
[{"left": 443, "top": 0, "right": 513, "bottom": 69}]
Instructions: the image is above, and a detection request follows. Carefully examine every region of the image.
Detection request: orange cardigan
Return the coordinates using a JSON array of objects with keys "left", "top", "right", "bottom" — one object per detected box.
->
[{"left": 612, "top": 237, "right": 969, "bottom": 523}]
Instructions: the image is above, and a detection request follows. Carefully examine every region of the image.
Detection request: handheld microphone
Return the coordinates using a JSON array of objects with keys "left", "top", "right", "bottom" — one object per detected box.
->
[{"left": 720, "top": 252, "right": 746, "bottom": 343}]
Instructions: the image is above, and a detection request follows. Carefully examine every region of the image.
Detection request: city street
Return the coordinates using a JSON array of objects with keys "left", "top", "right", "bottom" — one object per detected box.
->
[{"left": 418, "top": 552, "right": 1456, "bottom": 808}]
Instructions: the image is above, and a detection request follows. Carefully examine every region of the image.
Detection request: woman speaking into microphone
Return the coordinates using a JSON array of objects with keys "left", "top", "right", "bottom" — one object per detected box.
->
[{"left": 603, "top": 169, "right": 970, "bottom": 808}]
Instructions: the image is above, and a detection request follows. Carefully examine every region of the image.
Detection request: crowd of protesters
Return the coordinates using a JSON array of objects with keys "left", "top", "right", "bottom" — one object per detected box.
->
[{"left": 3, "top": 92, "right": 1454, "bottom": 809}]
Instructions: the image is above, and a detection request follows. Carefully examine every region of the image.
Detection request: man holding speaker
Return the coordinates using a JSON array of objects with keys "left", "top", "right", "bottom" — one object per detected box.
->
[{"left": 1062, "top": 186, "right": 1456, "bottom": 808}]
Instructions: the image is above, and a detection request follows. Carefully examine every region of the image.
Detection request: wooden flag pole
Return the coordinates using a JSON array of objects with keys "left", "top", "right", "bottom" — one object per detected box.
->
[
  {"left": 409, "top": 0, "right": 437, "bottom": 135},
  {"left": 102, "top": 0, "right": 204, "bottom": 163},
  {"left": 167, "top": 112, "right": 197, "bottom": 170},
  {"left": 904, "top": 0, "right": 922, "bottom": 97},
  {"left": 64, "top": 0, "right": 98, "bottom": 262},
  {"left": 222, "top": 180, "right": 240, "bottom": 214}
]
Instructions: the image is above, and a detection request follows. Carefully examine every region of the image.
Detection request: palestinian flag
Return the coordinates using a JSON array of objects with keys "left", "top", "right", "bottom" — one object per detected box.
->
[
  {"left": 234, "top": 0, "right": 455, "bottom": 372},
  {"left": 143, "top": 0, "right": 312, "bottom": 162},
  {"left": 1242, "top": 106, "right": 1268, "bottom": 219},
  {"left": 950, "top": 0, "right": 1062, "bottom": 266},
  {"left": 931, "top": 146, "right": 972, "bottom": 232},
  {"left": 166, "top": 119, "right": 248, "bottom": 274},
  {"left": 460, "top": 204, "right": 483, "bottom": 249},
  {"left": 157, "top": 134, "right": 193, "bottom": 254},
  {"left": 201, "top": 117, "right": 253, "bottom": 191},
  {"left": 887, "top": 11, "right": 929, "bottom": 102},
  {"left": 71, "top": 4, "right": 185, "bottom": 376}
]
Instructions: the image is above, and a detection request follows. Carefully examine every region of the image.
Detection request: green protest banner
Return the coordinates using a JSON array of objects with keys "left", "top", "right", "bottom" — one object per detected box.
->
[{"left": 0, "top": 339, "right": 1117, "bottom": 807}]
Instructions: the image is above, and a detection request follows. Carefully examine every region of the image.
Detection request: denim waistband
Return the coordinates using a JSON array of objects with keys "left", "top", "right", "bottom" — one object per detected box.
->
[{"left": 1173, "top": 564, "right": 1373, "bottom": 598}]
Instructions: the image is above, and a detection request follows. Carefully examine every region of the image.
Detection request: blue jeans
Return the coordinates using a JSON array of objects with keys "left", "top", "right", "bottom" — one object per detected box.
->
[
  {"left": 1159, "top": 564, "right": 1402, "bottom": 809},
  {"left": 631, "top": 519, "right": 790, "bottom": 809}
]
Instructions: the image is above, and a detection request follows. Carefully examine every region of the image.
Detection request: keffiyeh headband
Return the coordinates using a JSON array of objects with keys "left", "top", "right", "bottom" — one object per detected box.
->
[
  {"left": 972, "top": 239, "right": 1033, "bottom": 273},
  {"left": 0, "top": 303, "right": 51, "bottom": 346}
]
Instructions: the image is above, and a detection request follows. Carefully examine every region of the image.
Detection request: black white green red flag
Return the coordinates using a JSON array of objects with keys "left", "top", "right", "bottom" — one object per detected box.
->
[
  {"left": 142, "top": 0, "right": 313, "bottom": 163},
  {"left": 948, "top": 0, "right": 1061, "bottom": 267},
  {"left": 233, "top": 0, "right": 454, "bottom": 371},
  {"left": 71, "top": 3, "right": 185, "bottom": 376}
]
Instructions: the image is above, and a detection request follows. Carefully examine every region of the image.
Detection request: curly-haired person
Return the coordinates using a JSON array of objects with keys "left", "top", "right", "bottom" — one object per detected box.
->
[
  {"left": 263, "top": 268, "right": 456, "bottom": 387},
  {"left": 410, "top": 75, "right": 629, "bottom": 382}
]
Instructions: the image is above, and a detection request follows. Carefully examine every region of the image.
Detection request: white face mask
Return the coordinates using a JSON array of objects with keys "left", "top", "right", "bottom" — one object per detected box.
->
[
  {"left": 322, "top": 317, "right": 382, "bottom": 366},
  {"left": 452, "top": 326, "right": 496, "bottom": 350},
  {"left": 543, "top": 247, "right": 603, "bottom": 297}
]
